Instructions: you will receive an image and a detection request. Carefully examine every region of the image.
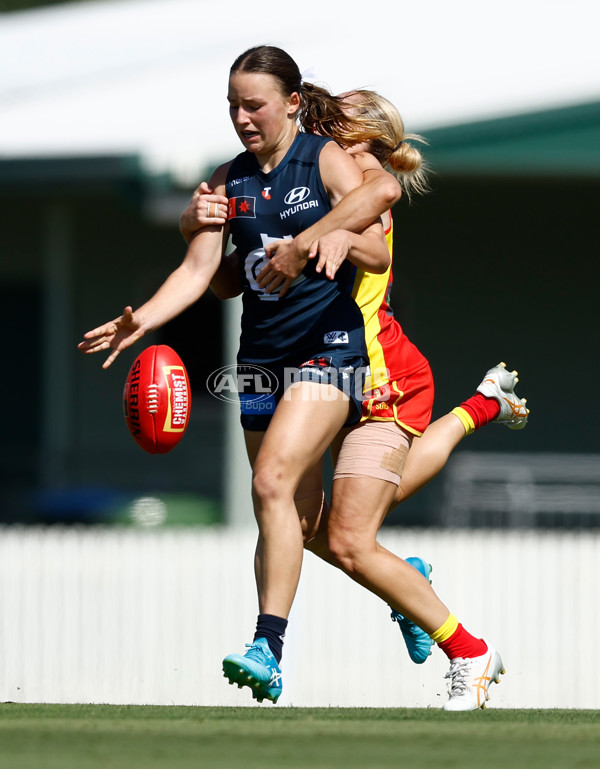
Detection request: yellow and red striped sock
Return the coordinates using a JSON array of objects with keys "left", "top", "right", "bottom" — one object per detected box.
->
[
  {"left": 452, "top": 393, "right": 500, "bottom": 434},
  {"left": 431, "top": 614, "right": 487, "bottom": 660}
]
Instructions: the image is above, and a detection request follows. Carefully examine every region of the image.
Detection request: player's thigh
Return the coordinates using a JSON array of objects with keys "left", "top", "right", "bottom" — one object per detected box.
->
[
  {"left": 246, "top": 415, "right": 326, "bottom": 538},
  {"left": 330, "top": 474, "right": 398, "bottom": 542},
  {"left": 330, "top": 419, "right": 412, "bottom": 536},
  {"left": 329, "top": 427, "right": 350, "bottom": 468},
  {"left": 255, "top": 380, "right": 352, "bottom": 487},
  {"left": 334, "top": 419, "right": 412, "bottom": 487}
]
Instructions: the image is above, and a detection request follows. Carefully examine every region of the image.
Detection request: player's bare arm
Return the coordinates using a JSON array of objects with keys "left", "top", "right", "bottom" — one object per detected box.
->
[
  {"left": 309, "top": 225, "right": 390, "bottom": 280},
  {"left": 210, "top": 250, "right": 243, "bottom": 299},
  {"left": 179, "top": 186, "right": 243, "bottom": 300},
  {"left": 180, "top": 181, "right": 229, "bottom": 244},
  {"left": 179, "top": 177, "right": 242, "bottom": 298}
]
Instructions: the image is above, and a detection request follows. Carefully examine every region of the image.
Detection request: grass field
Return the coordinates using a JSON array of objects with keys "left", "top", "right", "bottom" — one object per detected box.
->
[{"left": 0, "top": 704, "right": 598, "bottom": 769}]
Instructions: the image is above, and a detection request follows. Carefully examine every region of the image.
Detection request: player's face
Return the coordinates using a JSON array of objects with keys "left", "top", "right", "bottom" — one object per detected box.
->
[
  {"left": 228, "top": 72, "right": 299, "bottom": 158},
  {"left": 339, "top": 91, "right": 359, "bottom": 109},
  {"left": 309, "top": 91, "right": 360, "bottom": 139},
  {"left": 308, "top": 90, "right": 361, "bottom": 152},
  {"left": 337, "top": 91, "right": 371, "bottom": 154}
]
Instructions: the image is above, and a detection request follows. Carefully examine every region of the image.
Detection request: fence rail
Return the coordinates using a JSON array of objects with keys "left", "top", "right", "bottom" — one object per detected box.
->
[{"left": 442, "top": 452, "right": 600, "bottom": 528}]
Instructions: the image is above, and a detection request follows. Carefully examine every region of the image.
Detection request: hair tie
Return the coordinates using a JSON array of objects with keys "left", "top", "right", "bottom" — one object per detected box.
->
[
  {"left": 301, "top": 67, "right": 318, "bottom": 84},
  {"left": 393, "top": 140, "right": 403, "bottom": 152}
]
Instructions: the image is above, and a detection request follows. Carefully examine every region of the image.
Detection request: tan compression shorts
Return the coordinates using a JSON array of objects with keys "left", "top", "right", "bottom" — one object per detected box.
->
[{"left": 333, "top": 419, "right": 413, "bottom": 486}]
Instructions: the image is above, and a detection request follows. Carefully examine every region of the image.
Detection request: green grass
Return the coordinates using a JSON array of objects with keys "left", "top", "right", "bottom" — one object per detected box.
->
[{"left": 0, "top": 704, "right": 598, "bottom": 769}]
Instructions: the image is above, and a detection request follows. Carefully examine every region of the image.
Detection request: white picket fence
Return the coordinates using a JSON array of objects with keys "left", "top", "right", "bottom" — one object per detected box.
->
[{"left": 0, "top": 526, "right": 598, "bottom": 709}]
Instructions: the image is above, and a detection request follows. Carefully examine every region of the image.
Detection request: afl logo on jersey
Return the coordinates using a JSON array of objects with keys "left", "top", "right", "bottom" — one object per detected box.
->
[{"left": 284, "top": 187, "right": 311, "bottom": 205}]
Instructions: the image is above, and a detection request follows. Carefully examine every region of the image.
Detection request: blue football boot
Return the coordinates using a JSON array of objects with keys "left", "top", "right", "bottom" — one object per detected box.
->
[
  {"left": 222, "top": 637, "right": 282, "bottom": 703},
  {"left": 390, "top": 556, "right": 434, "bottom": 664}
]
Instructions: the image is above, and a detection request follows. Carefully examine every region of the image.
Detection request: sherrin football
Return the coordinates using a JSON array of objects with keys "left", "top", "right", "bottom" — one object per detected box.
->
[{"left": 123, "top": 345, "right": 192, "bottom": 454}]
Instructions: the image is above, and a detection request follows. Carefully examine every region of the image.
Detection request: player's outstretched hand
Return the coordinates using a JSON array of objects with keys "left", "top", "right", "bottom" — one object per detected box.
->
[{"left": 78, "top": 306, "right": 145, "bottom": 369}]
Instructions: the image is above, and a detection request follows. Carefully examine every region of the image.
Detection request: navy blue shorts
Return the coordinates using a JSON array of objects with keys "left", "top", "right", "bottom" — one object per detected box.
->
[{"left": 237, "top": 348, "right": 368, "bottom": 432}]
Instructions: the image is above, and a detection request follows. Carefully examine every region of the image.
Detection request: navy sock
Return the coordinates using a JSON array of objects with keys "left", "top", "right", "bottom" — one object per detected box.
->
[{"left": 254, "top": 614, "right": 288, "bottom": 664}]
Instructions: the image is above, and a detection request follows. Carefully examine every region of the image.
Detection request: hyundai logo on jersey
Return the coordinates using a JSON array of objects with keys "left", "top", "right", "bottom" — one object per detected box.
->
[{"left": 284, "top": 187, "right": 311, "bottom": 205}]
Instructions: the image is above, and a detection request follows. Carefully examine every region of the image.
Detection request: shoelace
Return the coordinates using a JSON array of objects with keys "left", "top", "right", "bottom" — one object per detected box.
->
[
  {"left": 444, "top": 659, "right": 470, "bottom": 695},
  {"left": 244, "top": 642, "right": 280, "bottom": 670},
  {"left": 244, "top": 642, "right": 268, "bottom": 663},
  {"left": 391, "top": 613, "right": 421, "bottom": 636}
]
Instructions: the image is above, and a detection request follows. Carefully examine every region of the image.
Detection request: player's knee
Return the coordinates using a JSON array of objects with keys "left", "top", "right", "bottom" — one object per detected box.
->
[
  {"left": 252, "top": 462, "right": 291, "bottom": 507},
  {"left": 327, "top": 526, "right": 364, "bottom": 575},
  {"left": 252, "top": 468, "right": 279, "bottom": 507}
]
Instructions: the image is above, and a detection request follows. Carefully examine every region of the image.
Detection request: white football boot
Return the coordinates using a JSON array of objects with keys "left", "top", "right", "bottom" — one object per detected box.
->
[
  {"left": 477, "top": 362, "right": 529, "bottom": 430},
  {"left": 442, "top": 640, "right": 505, "bottom": 711}
]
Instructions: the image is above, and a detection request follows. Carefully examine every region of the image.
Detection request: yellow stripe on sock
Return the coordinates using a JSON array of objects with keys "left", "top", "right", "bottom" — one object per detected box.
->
[
  {"left": 451, "top": 407, "right": 475, "bottom": 436},
  {"left": 431, "top": 613, "right": 459, "bottom": 644}
]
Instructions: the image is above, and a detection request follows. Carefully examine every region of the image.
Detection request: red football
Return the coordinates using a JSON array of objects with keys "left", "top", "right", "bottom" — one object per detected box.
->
[{"left": 123, "top": 345, "right": 192, "bottom": 454}]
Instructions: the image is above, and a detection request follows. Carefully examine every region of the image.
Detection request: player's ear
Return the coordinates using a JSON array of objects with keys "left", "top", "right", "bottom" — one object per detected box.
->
[{"left": 287, "top": 91, "right": 300, "bottom": 116}]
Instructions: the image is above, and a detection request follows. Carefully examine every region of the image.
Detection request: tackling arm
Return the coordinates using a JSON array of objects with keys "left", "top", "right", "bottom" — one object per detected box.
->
[
  {"left": 297, "top": 149, "right": 400, "bottom": 249},
  {"left": 177, "top": 148, "right": 397, "bottom": 299},
  {"left": 258, "top": 143, "right": 393, "bottom": 293}
]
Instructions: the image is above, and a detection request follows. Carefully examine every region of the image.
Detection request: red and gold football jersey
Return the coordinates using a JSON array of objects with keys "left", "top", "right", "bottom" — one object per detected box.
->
[{"left": 351, "top": 215, "right": 429, "bottom": 392}]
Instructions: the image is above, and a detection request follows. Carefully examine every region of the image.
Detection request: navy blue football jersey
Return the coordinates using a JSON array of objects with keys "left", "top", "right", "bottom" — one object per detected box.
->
[{"left": 226, "top": 132, "right": 366, "bottom": 364}]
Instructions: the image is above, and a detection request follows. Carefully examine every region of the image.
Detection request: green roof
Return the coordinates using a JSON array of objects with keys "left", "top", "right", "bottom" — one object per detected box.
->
[
  {"left": 0, "top": 154, "right": 173, "bottom": 194},
  {"left": 421, "top": 100, "right": 600, "bottom": 177}
]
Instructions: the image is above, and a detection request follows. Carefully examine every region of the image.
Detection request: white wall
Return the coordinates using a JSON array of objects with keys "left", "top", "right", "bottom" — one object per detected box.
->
[{"left": 0, "top": 526, "right": 598, "bottom": 708}]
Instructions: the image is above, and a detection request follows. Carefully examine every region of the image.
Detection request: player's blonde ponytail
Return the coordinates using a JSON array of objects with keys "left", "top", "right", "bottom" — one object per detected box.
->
[
  {"left": 385, "top": 134, "right": 429, "bottom": 199},
  {"left": 300, "top": 85, "right": 429, "bottom": 200},
  {"left": 345, "top": 90, "right": 429, "bottom": 200}
]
